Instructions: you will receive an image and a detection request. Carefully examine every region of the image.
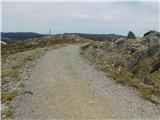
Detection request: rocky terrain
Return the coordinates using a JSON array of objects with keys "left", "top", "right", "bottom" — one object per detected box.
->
[
  {"left": 80, "top": 30, "right": 160, "bottom": 103},
  {"left": 1, "top": 35, "right": 90, "bottom": 119},
  {"left": 1, "top": 31, "right": 160, "bottom": 119},
  {"left": 1, "top": 48, "right": 45, "bottom": 118},
  {"left": 8, "top": 45, "right": 160, "bottom": 119}
]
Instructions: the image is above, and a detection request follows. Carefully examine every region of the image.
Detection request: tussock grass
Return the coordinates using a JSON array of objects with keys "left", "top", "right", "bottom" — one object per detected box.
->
[
  {"left": 2, "top": 108, "right": 13, "bottom": 118},
  {"left": 1, "top": 69, "right": 19, "bottom": 78},
  {"left": 1, "top": 91, "right": 18, "bottom": 103},
  {"left": 80, "top": 43, "right": 160, "bottom": 103}
]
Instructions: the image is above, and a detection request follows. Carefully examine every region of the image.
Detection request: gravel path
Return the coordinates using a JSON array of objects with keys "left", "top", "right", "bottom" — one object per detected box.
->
[{"left": 13, "top": 45, "right": 160, "bottom": 119}]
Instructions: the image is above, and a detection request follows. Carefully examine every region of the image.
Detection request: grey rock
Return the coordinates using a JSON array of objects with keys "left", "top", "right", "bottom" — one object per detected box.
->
[
  {"left": 158, "top": 68, "right": 160, "bottom": 73},
  {"left": 143, "top": 36, "right": 157, "bottom": 44},
  {"left": 151, "top": 95, "right": 160, "bottom": 104},
  {"left": 144, "top": 30, "right": 160, "bottom": 37},
  {"left": 127, "top": 31, "right": 136, "bottom": 39},
  {"left": 132, "top": 51, "right": 143, "bottom": 60},
  {"left": 143, "top": 36, "right": 151, "bottom": 43},
  {"left": 128, "top": 47, "right": 136, "bottom": 54},
  {"left": 149, "top": 56, "right": 160, "bottom": 73},
  {"left": 115, "top": 39, "right": 129, "bottom": 49},
  {"left": 143, "top": 76, "right": 155, "bottom": 85},
  {"left": 127, "top": 60, "right": 139, "bottom": 74},
  {"left": 24, "top": 90, "right": 33, "bottom": 95},
  {"left": 147, "top": 43, "right": 160, "bottom": 57}
]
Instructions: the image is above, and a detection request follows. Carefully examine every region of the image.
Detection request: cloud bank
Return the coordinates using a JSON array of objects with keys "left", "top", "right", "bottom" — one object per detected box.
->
[{"left": 2, "top": 1, "right": 159, "bottom": 36}]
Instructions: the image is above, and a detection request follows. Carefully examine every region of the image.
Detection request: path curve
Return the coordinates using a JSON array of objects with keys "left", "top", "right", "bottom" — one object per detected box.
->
[{"left": 14, "top": 45, "right": 160, "bottom": 119}]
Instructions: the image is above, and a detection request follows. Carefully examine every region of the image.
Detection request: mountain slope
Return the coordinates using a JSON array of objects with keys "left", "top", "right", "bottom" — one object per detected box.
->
[
  {"left": 80, "top": 30, "right": 160, "bottom": 103},
  {"left": 65, "top": 33, "right": 124, "bottom": 41},
  {"left": 1, "top": 32, "right": 44, "bottom": 41}
]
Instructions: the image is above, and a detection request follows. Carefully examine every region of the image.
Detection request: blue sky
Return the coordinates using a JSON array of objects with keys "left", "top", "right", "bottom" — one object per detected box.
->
[{"left": 1, "top": 1, "right": 159, "bottom": 36}]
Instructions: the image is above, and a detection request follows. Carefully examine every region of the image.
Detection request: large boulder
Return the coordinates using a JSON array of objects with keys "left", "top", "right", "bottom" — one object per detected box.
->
[
  {"left": 151, "top": 95, "right": 160, "bottom": 104},
  {"left": 132, "top": 51, "right": 143, "bottom": 60},
  {"left": 144, "top": 30, "right": 160, "bottom": 37},
  {"left": 147, "top": 43, "right": 160, "bottom": 57},
  {"left": 150, "top": 57, "right": 160, "bottom": 73},
  {"left": 143, "top": 31, "right": 160, "bottom": 45},
  {"left": 127, "top": 31, "right": 136, "bottom": 39},
  {"left": 143, "top": 76, "right": 155, "bottom": 85},
  {"left": 149, "top": 52, "right": 160, "bottom": 73},
  {"left": 115, "top": 38, "right": 130, "bottom": 49}
]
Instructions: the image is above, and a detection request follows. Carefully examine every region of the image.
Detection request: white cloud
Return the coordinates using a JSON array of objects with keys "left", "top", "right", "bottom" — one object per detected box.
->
[
  {"left": 70, "top": 12, "right": 93, "bottom": 20},
  {"left": 1, "top": 0, "right": 159, "bottom": 2},
  {"left": 1, "top": 1, "right": 159, "bottom": 35}
]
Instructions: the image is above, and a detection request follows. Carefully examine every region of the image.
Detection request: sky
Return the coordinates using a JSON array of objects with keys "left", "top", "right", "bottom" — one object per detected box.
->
[{"left": 1, "top": 0, "right": 160, "bottom": 36}]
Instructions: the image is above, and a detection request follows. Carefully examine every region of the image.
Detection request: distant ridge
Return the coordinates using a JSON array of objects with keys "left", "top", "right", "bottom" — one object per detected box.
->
[
  {"left": 1, "top": 32, "right": 125, "bottom": 41},
  {"left": 1, "top": 32, "right": 44, "bottom": 41},
  {"left": 65, "top": 33, "right": 125, "bottom": 41}
]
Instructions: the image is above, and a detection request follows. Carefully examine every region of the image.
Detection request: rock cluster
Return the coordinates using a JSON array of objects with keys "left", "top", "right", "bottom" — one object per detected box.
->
[{"left": 80, "top": 30, "right": 160, "bottom": 103}]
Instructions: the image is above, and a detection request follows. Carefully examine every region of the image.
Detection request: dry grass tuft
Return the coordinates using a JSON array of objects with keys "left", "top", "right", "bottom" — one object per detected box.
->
[{"left": 1, "top": 91, "right": 18, "bottom": 103}]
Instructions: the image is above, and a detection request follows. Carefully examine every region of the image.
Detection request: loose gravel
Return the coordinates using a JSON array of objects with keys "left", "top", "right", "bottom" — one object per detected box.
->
[{"left": 13, "top": 45, "right": 160, "bottom": 119}]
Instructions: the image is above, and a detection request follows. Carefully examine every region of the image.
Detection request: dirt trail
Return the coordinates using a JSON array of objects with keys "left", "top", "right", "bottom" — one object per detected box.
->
[{"left": 14, "top": 45, "right": 160, "bottom": 119}]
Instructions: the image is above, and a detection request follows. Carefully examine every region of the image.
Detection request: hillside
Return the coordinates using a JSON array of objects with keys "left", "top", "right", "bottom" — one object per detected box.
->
[
  {"left": 80, "top": 30, "right": 160, "bottom": 103},
  {"left": 1, "top": 37, "right": 16, "bottom": 44},
  {"left": 65, "top": 33, "right": 124, "bottom": 41},
  {"left": 1, "top": 31, "right": 160, "bottom": 119},
  {"left": 1, "top": 34, "right": 92, "bottom": 119},
  {"left": 1, "top": 34, "right": 91, "bottom": 57},
  {"left": 1, "top": 32, "right": 44, "bottom": 41}
]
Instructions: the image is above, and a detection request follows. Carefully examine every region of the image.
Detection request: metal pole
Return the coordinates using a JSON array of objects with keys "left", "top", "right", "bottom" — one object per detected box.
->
[{"left": 47, "top": 29, "right": 51, "bottom": 47}]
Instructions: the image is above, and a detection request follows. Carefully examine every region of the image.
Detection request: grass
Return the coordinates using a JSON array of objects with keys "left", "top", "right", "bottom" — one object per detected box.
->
[
  {"left": 2, "top": 108, "right": 13, "bottom": 118},
  {"left": 1, "top": 69, "right": 19, "bottom": 78},
  {"left": 1, "top": 47, "right": 44, "bottom": 119},
  {"left": 1, "top": 91, "right": 18, "bottom": 103},
  {"left": 80, "top": 44, "right": 160, "bottom": 103},
  {"left": 1, "top": 48, "right": 45, "bottom": 83},
  {"left": 1, "top": 35, "right": 88, "bottom": 58},
  {"left": 106, "top": 64, "right": 159, "bottom": 103}
]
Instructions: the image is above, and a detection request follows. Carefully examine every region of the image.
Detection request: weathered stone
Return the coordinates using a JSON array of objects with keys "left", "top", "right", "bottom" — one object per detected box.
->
[
  {"left": 24, "top": 90, "right": 33, "bottom": 95},
  {"left": 132, "top": 51, "right": 143, "bottom": 60},
  {"left": 128, "top": 47, "right": 136, "bottom": 54},
  {"left": 143, "top": 76, "right": 155, "bottom": 85},
  {"left": 115, "top": 39, "right": 129, "bottom": 49},
  {"left": 158, "top": 68, "right": 160, "bottom": 74},
  {"left": 149, "top": 57, "right": 160, "bottom": 73},
  {"left": 143, "top": 36, "right": 151, "bottom": 43},
  {"left": 127, "top": 31, "right": 136, "bottom": 39},
  {"left": 151, "top": 95, "right": 160, "bottom": 104},
  {"left": 144, "top": 30, "right": 160, "bottom": 37},
  {"left": 80, "top": 31, "right": 160, "bottom": 104},
  {"left": 147, "top": 43, "right": 160, "bottom": 57}
]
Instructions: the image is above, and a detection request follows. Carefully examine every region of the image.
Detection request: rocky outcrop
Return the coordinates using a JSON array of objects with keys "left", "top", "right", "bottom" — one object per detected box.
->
[
  {"left": 115, "top": 38, "right": 130, "bottom": 49},
  {"left": 144, "top": 30, "right": 160, "bottom": 37},
  {"left": 149, "top": 55, "right": 160, "bottom": 73},
  {"left": 80, "top": 30, "right": 160, "bottom": 103},
  {"left": 143, "top": 30, "right": 160, "bottom": 45},
  {"left": 127, "top": 31, "right": 136, "bottom": 39}
]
